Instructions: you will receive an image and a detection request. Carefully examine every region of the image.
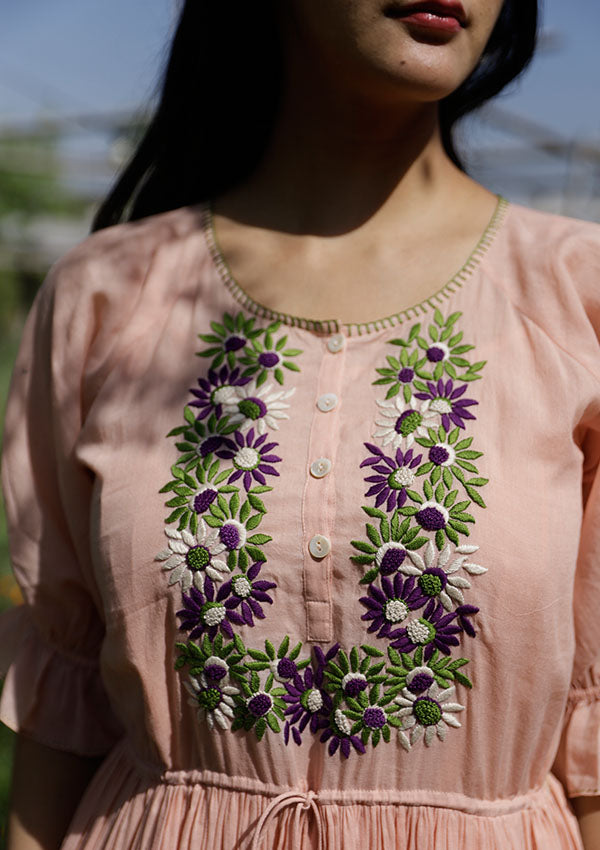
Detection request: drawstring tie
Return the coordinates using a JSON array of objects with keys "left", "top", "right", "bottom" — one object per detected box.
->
[{"left": 250, "top": 789, "right": 323, "bottom": 850}]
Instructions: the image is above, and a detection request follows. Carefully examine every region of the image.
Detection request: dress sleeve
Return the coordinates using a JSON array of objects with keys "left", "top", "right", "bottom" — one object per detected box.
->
[
  {"left": 552, "top": 424, "right": 600, "bottom": 798},
  {"left": 0, "top": 254, "right": 124, "bottom": 756}
]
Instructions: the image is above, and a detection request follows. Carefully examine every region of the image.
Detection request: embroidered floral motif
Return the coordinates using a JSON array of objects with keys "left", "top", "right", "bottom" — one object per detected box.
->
[{"left": 158, "top": 307, "right": 487, "bottom": 755}]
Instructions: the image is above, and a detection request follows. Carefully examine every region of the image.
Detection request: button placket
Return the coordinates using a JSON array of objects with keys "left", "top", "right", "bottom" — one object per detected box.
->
[{"left": 301, "top": 333, "right": 347, "bottom": 643}]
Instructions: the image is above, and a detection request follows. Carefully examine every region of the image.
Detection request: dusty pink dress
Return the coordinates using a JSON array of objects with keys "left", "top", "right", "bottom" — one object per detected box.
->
[{"left": 1, "top": 198, "right": 599, "bottom": 849}]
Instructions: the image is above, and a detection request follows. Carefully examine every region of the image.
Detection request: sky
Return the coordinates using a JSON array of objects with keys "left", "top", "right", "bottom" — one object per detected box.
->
[{"left": 0, "top": 0, "right": 598, "bottom": 139}]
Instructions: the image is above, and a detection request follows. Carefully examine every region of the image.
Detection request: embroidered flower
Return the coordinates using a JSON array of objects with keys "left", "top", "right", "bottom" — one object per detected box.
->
[
  {"left": 197, "top": 311, "right": 263, "bottom": 370},
  {"left": 343, "top": 683, "right": 394, "bottom": 748},
  {"left": 361, "top": 442, "right": 423, "bottom": 511},
  {"left": 185, "top": 672, "right": 240, "bottom": 731},
  {"left": 155, "top": 524, "right": 229, "bottom": 591},
  {"left": 243, "top": 636, "right": 311, "bottom": 682},
  {"left": 385, "top": 644, "right": 473, "bottom": 694},
  {"left": 372, "top": 347, "right": 422, "bottom": 403},
  {"left": 222, "top": 381, "right": 295, "bottom": 435},
  {"left": 283, "top": 643, "right": 338, "bottom": 746},
  {"left": 219, "top": 428, "right": 282, "bottom": 492},
  {"left": 177, "top": 575, "right": 238, "bottom": 640},
  {"left": 359, "top": 573, "right": 427, "bottom": 639},
  {"left": 323, "top": 644, "right": 386, "bottom": 700},
  {"left": 389, "top": 599, "right": 478, "bottom": 660},
  {"left": 400, "top": 540, "right": 487, "bottom": 610},
  {"left": 395, "top": 679, "right": 464, "bottom": 749},
  {"left": 372, "top": 397, "right": 438, "bottom": 450},
  {"left": 189, "top": 365, "right": 252, "bottom": 421},
  {"left": 217, "top": 561, "right": 277, "bottom": 627},
  {"left": 232, "top": 671, "right": 287, "bottom": 741},
  {"left": 413, "top": 378, "right": 478, "bottom": 431},
  {"left": 238, "top": 324, "right": 302, "bottom": 387},
  {"left": 320, "top": 708, "right": 367, "bottom": 758}
]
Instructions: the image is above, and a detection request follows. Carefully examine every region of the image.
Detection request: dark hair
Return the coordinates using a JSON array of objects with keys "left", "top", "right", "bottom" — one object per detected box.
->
[{"left": 92, "top": 0, "right": 538, "bottom": 233}]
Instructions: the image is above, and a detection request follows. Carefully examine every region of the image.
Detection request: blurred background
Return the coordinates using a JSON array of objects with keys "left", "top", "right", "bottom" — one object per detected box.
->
[{"left": 0, "top": 0, "right": 599, "bottom": 841}]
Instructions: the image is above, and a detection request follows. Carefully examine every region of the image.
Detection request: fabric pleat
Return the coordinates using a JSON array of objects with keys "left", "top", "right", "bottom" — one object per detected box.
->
[{"left": 61, "top": 742, "right": 584, "bottom": 850}]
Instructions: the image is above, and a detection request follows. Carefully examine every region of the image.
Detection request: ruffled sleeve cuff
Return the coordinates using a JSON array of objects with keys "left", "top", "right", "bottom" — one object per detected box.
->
[
  {"left": 553, "top": 665, "right": 600, "bottom": 797},
  {"left": 0, "top": 606, "right": 123, "bottom": 757}
]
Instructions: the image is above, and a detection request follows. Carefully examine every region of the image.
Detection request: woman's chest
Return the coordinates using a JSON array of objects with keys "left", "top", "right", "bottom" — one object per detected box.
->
[{"left": 81, "top": 298, "right": 586, "bottom": 750}]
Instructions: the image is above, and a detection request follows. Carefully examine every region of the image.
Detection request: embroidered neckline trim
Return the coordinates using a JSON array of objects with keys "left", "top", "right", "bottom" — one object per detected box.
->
[{"left": 202, "top": 195, "right": 509, "bottom": 338}]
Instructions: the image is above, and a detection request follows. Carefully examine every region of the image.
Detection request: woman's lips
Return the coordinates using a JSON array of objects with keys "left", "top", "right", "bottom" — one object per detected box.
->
[{"left": 384, "top": 2, "right": 467, "bottom": 33}]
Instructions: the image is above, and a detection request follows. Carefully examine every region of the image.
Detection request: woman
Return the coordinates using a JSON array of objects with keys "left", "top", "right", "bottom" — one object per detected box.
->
[{"left": 2, "top": 1, "right": 600, "bottom": 848}]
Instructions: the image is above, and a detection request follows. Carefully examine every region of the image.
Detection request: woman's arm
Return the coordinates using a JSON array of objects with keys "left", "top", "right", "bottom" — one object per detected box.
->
[
  {"left": 7, "top": 733, "right": 102, "bottom": 850},
  {"left": 573, "top": 796, "right": 600, "bottom": 850}
]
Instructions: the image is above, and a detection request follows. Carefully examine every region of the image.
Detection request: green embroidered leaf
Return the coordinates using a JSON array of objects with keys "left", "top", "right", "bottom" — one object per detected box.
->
[
  {"left": 229, "top": 491, "right": 240, "bottom": 517},
  {"left": 351, "top": 554, "right": 375, "bottom": 566},
  {"left": 266, "top": 712, "right": 280, "bottom": 733},
  {"left": 338, "top": 651, "right": 350, "bottom": 675},
  {"left": 385, "top": 383, "right": 400, "bottom": 399},
  {"left": 454, "top": 671, "right": 473, "bottom": 688},
  {"left": 239, "top": 500, "right": 251, "bottom": 524},
  {"left": 351, "top": 539, "right": 377, "bottom": 554},
  {"left": 166, "top": 495, "right": 189, "bottom": 508},
  {"left": 423, "top": 480, "right": 433, "bottom": 500},
  {"left": 416, "top": 461, "right": 434, "bottom": 476},
  {"left": 380, "top": 517, "right": 390, "bottom": 543},
  {"left": 247, "top": 494, "right": 267, "bottom": 513},
  {"left": 359, "top": 567, "right": 379, "bottom": 585},
  {"left": 465, "top": 486, "right": 486, "bottom": 508},
  {"left": 255, "top": 718, "right": 267, "bottom": 740},
  {"left": 455, "top": 459, "right": 479, "bottom": 473},
  {"left": 247, "top": 533, "right": 271, "bottom": 545},
  {"left": 245, "top": 545, "right": 266, "bottom": 562},
  {"left": 274, "top": 368, "right": 285, "bottom": 385},
  {"left": 278, "top": 636, "right": 290, "bottom": 659},
  {"left": 166, "top": 507, "right": 186, "bottom": 524},
  {"left": 444, "top": 490, "right": 457, "bottom": 508},
  {"left": 442, "top": 467, "right": 453, "bottom": 489},
  {"left": 445, "top": 526, "right": 460, "bottom": 544},
  {"left": 361, "top": 506, "right": 385, "bottom": 520},
  {"left": 405, "top": 536, "right": 429, "bottom": 550},
  {"left": 405, "top": 489, "right": 423, "bottom": 504},
  {"left": 265, "top": 640, "right": 276, "bottom": 660},
  {"left": 209, "top": 505, "right": 227, "bottom": 521},
  {"left": 350, "top": 646, "right": 360, "bottom": 671},
  {"left": 289, "top": 641, "right": 303, "bottom": 661},
  {"left": 390, "top": 510, "right": 400, "bottom": 540},
  {"left": 387, "top": 715, "right": 404, "bottom": 728},
  {"left": 433, "top": 362, "right": 444, "bottom": 380},
  {"left": 429, "top": 325, "right": 439, "bottom": 342},
  {"left": 435, "top": 529, "right": 446, "bottom": 550},
  {"left": 245, "top": 513, "right": 263, "bottom": 530}
]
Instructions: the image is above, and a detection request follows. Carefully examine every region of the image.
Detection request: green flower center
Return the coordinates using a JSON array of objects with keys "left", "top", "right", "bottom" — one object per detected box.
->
[
  {"left": 397, "top": 410, "right": 422, "bottom": 436},
  {"left": 197, "top": 687, "right": 222, "bottom": 711},
  {"left": 186, "top": 545, "right": 211, "bottom": 571},
  {"left": 405, "top": 618, "right": 436, "bottom": 645},
  {"left": 238, "top": 399, "right": 263, "bottom": 420},
  {"left": 413, "top": 697, "right": 442, "bottom": 726},
  {"left": 418, "top": 573, "right": 443, "bottom": 597}
]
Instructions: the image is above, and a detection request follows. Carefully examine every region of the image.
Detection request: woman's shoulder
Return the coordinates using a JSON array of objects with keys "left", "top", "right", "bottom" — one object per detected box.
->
[
  {"left": 43, "top": 203, "right": 206, "bottom": 307},
  {"left": 485, "top": 201, "right": 600, "bottom": 383}
]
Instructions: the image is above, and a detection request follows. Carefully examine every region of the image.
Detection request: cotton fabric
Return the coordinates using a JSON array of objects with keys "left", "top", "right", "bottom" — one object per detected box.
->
[{"left": 1, "top": 199, "right": 600, "bottom": 849}]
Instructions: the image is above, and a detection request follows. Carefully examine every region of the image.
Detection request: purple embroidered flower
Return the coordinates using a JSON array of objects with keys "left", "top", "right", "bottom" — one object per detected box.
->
[
  {"left": 282, "top": 658, "right": 333, "bottom": 746},
  {"left": 413, "top": 378, "right": 478, "bottom": 431},
  {"left": 220, "top": 427, "right": 282, "bottom": 492},
  {"left": 177, "top": 573, "right": 246, "bottom": 641},
  {"left": 359, "top": 573, "right": 427, "bottom": 639},
  {"left": 360, "top": 442, "right": 423, "bottom": 511},
  {"left": 389, "top": 599, "right": 478, "bottom": 661},
  {"left": 320, "top": 709, "right": 367, "bottom": 758},
  {"left": 189, "top": 365, "right": 251, "bottom": 420},
  {"left": 218, "top": 561, "right": 277, "bottom": 628}
]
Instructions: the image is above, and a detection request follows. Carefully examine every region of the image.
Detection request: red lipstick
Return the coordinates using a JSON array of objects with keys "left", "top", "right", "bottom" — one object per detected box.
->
[{"left": 384, "top": 1, "right": 467, "bottom": 33}]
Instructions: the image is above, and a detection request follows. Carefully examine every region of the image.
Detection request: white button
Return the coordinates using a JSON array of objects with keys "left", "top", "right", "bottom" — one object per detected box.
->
[
  {"left": 327, "top": 334, "right": 345, "bottom": 353},
  {"left": 316, "top": 393, "right": 338, "bottom": 413},
  {"left": 310, "top": 457, "right": 332, "bottom": 478},
  {"left": 308, "top": 534, "right": 331, "bottom": 559}
]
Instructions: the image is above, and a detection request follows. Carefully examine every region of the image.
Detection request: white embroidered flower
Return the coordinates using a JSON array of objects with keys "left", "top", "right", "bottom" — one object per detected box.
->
[
  {"left": 222, "top": 381, "right": 295, "bottom": 435},
  {"left": 395, "top": 680, "right": 464, "bottom": 750},
  {"left": 372, "top": 397, "right": 438, "bottom": 449},
  {"left": 400, "top": 540, "right": 487, "bottom": 610},
  {"left": 185, "top": 673, "right": 239, "bottom": 731},
  {"left": 155, "top": 522, "right": 229, "bottom": 591}
]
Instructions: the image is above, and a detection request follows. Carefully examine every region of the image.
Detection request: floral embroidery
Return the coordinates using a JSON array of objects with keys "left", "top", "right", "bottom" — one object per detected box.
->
[{"left": 158, "top": 307, "right": 487, "bottom": 757}]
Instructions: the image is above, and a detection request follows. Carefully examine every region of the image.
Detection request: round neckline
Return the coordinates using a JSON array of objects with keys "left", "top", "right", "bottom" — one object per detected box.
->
[{"left": 201, "top": 195, "right": 509, "bottom": 338}]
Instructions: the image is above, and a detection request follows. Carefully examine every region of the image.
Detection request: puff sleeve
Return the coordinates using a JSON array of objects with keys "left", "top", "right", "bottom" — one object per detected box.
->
[
  {"left": 0, "top": 253, "right": 123, "bottom": 756},
  {"left": 552, "top": 423, "right": 600, "bottom": 797}
]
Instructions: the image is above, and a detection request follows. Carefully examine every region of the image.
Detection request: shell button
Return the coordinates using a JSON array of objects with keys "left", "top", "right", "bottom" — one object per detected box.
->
[
  {"left": 310, "top": 457, "right": 332, "bottom": 479},
  {"left": 327, "top": 334, "right": 345, "bottom": 353},
  {"left": 308, "top": 534, "right": 331, "bottom": 559},
  {"left": 316, "top": 393, "right": 338, "bottom": 413}
]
